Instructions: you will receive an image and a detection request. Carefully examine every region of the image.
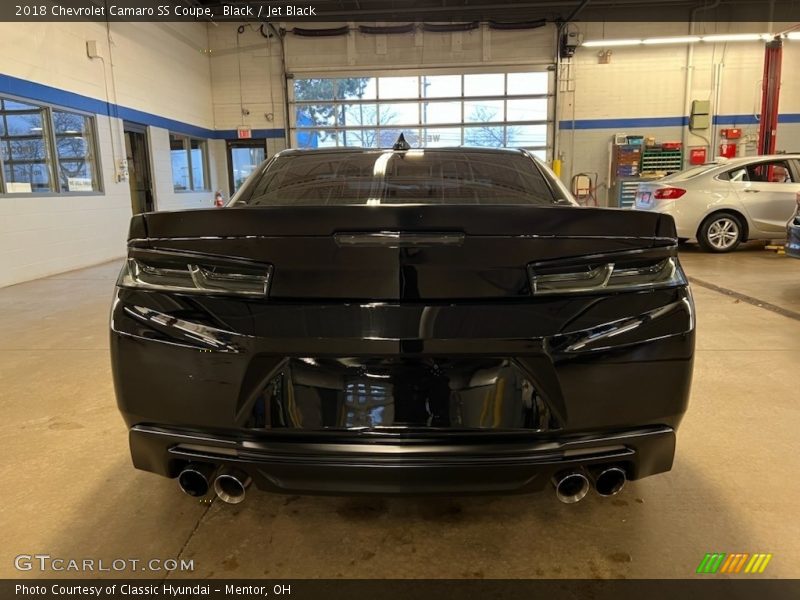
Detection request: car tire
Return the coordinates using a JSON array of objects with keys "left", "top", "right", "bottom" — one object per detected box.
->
[{"left": 697, "top": 212, "right": 743, "bottom": 253}]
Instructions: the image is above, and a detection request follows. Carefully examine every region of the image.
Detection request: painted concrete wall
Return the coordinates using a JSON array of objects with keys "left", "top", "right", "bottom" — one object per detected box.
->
[
  {"left": 0, "top": 114, "right": 131, "bottom": 287},
  {"left": 560, "top": 21, "right": 800, "bottom": 204},
  {"left": 0, "top": 22, "right": 214, "bottom": 127},
  {"left": 0, "top": 21, "right": 218, "bottom": 287}
]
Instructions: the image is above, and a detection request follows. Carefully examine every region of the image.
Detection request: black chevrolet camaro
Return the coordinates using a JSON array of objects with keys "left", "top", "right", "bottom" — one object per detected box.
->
[{"left": 110, "top": 142, "right": 695, "bottom": 504}]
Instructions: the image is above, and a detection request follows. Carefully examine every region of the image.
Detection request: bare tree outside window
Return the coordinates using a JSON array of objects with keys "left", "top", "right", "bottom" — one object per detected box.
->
[
  {"left": 464, "top": 106, "right": 522, "bottom": 148},
  {"left": 1, "top": 107, "right": 51, "bottom": 192},
  {"left": 0, "top": 97, "right": 100, "bottom": 194},
  {"left": 53, "top": 110, "right": 95, "bottom": 191}
]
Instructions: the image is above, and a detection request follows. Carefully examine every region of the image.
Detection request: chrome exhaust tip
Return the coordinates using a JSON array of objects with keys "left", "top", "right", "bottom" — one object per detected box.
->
[
  {"left": 213, "top": 469, "right": 252, "bottom": 504},
  {"left": 552, "top": 470, "right": 590, "bottom": 504},
  {"left": 593, "top": 466, "right": 627, "bottom": 497},
  {"left": 178, "top": 463, "right": 217, "bottom": 497}
]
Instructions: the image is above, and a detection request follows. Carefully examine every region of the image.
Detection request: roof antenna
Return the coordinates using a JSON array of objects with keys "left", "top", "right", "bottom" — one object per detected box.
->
[{"left": 392, "top": 133, "right": 411, "bottom": 151}]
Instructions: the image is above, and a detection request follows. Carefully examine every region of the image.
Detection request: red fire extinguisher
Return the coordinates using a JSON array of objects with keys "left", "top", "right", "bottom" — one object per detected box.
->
[{"left": 719, "top": 143, "right": 737, "bottom": 159}]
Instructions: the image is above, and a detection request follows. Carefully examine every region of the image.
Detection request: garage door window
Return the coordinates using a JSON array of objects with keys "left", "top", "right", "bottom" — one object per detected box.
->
[
  {"left": 0, "top": 97, "right": 101, "bottom": 194},
  {"left": 170, "top": 134, "right": 209, "bottom": 192},
  {"left": 290, "top": 71, "right": 552, "bottom": 160}
]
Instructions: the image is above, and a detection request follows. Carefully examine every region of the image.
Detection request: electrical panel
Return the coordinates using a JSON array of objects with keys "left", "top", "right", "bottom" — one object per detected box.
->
[{"left": 690, "top": 100, "right": 711, "bottom": 130}]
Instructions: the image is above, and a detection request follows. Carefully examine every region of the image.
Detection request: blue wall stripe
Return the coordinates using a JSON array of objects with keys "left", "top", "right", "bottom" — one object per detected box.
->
[
  {"left": 559, "top": 116, "right": 688, "bottom": 130},
  {"left": 0, "top": 74, "right": 111, "bottom": 115},
  {"left": 713, "top": 114, "right": 758, "bottom": 126},
  {"left": 0, "top": 73, "right": 285, "bottom": 140},
  {"left": 713, "top": 113, "right": 800, "bottom": 125},
  {"left": 5, "top": 72, "right": 798, "bottom": 137},
  {"left": 559, "top": 114, "right": 800, "bottom": 130}
]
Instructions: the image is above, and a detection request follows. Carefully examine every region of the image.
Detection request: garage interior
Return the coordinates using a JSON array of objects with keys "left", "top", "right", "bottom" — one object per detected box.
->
[{"left": 1, "top": 0, "right": 799, "bottom": 581}]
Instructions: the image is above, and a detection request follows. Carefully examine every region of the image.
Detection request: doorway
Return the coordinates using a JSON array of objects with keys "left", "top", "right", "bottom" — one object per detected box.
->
[
  {"left": 124, "top": 122, "right": 154, "bottom": 214},
  {"left": 228, "top": 140, "right": 267, "bottom": 195}
]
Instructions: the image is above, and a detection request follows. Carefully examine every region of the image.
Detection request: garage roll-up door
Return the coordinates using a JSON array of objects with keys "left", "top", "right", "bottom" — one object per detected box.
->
[{"left": 289, "top": 69, "right": 553, "bottom": 160}]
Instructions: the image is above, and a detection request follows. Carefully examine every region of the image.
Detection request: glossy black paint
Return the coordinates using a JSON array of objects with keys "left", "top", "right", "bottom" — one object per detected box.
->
[
  {"left": 111, "top": 149, "right": 695, "bottom": 496},
  {"left": 243, "top": 357, "right": 556, "bottom": 431},
  {"left": 130, "top": 205, "right": 677, "bottom": 301}
]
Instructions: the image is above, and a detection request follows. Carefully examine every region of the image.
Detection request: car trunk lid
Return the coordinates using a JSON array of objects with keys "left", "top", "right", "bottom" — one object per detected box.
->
[{"left": 128, "top": 205, "right": 677, "bottom": 301}]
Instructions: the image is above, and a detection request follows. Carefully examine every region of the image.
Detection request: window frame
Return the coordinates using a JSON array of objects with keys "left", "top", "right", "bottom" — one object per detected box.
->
[
  {"left": 169, "top": 132, "right": 210, "bottom": 193},
  {"left": 0, "top": 93, "right": 104, "bottom": 197},
  {"left": 719, "top": 159, "right": 800, "bottom": 185},
  {"left": 744, "top": 160, "right": 795, "bottom": 184}
]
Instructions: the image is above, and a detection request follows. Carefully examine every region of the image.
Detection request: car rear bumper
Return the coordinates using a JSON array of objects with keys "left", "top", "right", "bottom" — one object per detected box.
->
[
  {"left": 111, "top": 284, "right": 694, "bottom": 495},
  {"left": 129, "top": 424, "right": 676, "bottom": 495}
]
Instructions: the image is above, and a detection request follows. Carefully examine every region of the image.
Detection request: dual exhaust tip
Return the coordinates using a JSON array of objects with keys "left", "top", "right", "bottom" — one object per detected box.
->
[
  {"left": 552, "top": 465, "right": 627, "bottom": 504},
  {"left": 178, "top": 463, "right": 251, "bottom": 504},
  {"left": 180, "top": 463, "right": 625, "bottom": 505}
]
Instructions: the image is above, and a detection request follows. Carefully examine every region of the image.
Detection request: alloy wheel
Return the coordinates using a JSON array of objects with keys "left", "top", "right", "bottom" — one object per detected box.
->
[{"left": 706, "top": 217, "right": 740, "bottom": 250}]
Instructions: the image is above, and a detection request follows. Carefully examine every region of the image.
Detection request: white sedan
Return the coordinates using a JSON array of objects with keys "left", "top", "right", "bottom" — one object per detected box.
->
[{"left": 634, "top": 154, "right": 800, "bottom": 252}]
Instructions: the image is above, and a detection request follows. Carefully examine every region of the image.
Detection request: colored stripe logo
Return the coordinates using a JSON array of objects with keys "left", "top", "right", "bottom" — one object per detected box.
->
[{"left": 697, "top": 553, "right": 773, "bottom": 574}]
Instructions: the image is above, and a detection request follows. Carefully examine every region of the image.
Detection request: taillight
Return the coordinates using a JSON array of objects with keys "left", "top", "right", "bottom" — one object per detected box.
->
[
  {"left": 654, "top": 187, "right": 686, "bottom": 200},
  {"left": 118, "top": 250, "right": 272, "bottom": 297},
  {"left": 528, "top": 252, "right": 686, "bottom": 296}
]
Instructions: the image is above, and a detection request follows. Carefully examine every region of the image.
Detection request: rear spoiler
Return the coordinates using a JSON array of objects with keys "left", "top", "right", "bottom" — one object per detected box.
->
[{"left": 129, "top": 214, "right": 148, "bottom": 240}]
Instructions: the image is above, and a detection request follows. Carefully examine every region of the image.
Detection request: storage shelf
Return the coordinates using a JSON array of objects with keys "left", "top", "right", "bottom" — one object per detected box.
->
[
  {"left": 640, "top": 149, "right": 683, "bottom": 174},
  {"left": 618, "top": 179, "right": 640, "bottom": 208},
  {"left": 609, "top": 137, "right": 684, "bottom": 207}
]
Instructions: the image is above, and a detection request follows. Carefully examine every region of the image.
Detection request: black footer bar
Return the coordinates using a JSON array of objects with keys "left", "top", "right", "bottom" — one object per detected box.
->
[{"left": 4, "top": 579, "right": 800, "bottom": 600}]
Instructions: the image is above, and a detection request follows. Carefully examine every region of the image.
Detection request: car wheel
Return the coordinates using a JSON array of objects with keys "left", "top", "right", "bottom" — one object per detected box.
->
[{"left": 698, "top": 212, "right": 743, "bottom": 253}]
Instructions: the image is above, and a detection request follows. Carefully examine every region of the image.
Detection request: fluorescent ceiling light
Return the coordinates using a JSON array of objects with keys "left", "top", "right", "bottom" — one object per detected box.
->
[
  {"left": 582, "top": 38, "right": 642, "bottom": 47},
  {"left": 581, "top": 32, "right": 789, "bottom": 48},
  {"left": 643, "top": 36, "right": 701, "bottom": 45},
  {"left": 701, "top": 33, "right": 765, "bottom": 42}
]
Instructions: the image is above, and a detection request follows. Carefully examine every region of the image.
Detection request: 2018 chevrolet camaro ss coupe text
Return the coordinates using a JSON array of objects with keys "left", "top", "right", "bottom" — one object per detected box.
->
[{"left": 110, "top": 145, "right": 695, "bottom": 505}]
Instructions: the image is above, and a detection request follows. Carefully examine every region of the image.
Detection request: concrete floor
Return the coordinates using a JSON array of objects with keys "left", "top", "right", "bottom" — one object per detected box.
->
[{"left": 2, "top": 246, "right": 799, "bottom": 579}]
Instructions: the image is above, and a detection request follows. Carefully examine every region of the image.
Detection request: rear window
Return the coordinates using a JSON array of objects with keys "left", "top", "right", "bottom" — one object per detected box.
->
[{"left": 234, "top": 150, "right": 558, "bottom": 206}]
